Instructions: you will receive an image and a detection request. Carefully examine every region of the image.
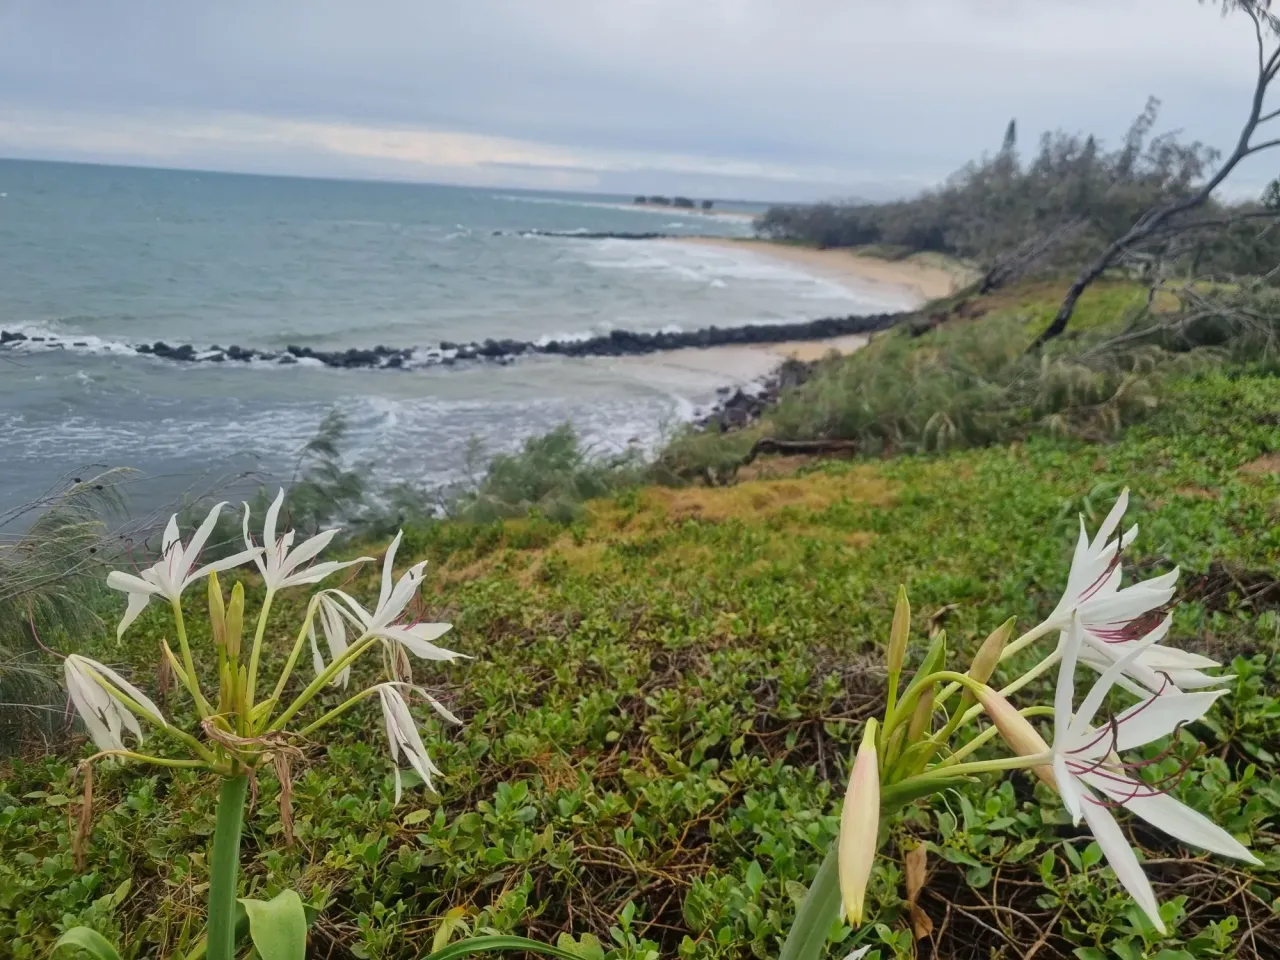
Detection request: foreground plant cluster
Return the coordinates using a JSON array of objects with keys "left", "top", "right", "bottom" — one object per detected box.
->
[{"left": 1, "top": 373, "right": 1279, "bottom": 959}]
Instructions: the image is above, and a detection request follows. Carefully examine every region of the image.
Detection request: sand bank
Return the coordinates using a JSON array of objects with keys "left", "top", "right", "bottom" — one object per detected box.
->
[{"left": 667, "top": 236, "right": 971, "bottom": 305}]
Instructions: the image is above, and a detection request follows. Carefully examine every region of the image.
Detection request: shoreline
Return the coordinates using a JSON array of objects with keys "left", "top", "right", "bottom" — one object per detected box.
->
[{"left": 666, "top": 236, "right": 971, "bottom": 305}]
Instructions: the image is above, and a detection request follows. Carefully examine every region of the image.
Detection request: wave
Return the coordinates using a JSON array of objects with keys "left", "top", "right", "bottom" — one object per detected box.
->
[{"left": 1, "top": 310, "right": 907, "bottom": 371}]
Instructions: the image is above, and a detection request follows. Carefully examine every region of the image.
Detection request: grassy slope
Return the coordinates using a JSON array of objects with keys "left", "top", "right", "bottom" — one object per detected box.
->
[{"left": 3, "top": 387, "right": 1280, "bottom": 955}]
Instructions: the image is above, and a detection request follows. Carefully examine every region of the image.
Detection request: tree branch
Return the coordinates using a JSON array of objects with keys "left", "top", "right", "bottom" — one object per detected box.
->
[{"left": 1030, "top": 7, "right": 1280, "bottom": 350}]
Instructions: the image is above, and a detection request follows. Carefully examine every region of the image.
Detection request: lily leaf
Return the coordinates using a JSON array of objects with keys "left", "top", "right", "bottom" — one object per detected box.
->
[
  {"left": 778, "top": 843, "right": 841, "bottom": 960},
  {"left": 240, "top": 889, "right": 307, "bottom": 960},
  {"left": 52, "top": 928, "right": 122, "bottom": 960}
]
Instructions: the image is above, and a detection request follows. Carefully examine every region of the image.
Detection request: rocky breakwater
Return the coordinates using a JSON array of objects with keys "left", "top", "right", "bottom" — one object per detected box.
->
[{"left": 0, "top": 310, "right": 906, "bottom": 371}]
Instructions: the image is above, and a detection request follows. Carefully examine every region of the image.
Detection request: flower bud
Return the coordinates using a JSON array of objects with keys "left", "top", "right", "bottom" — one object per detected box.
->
[
  {"left": 968, "top": 618, "right": 1013, "bottom": 688},
  {"left": 907, "top": 684, "right": 936, "bottom": 742},
  {"left": 886, "top": 586, "right": 910, "bottom": 679},
  {"left": 208, "top": 572, "right": 227, "bottom": 653},
  {"left": 839, "top": 717, "right": 881, "bottom": 927},
  {"left": 226, "top": 583, "right": 245, "bottom": 660},
  {"left": 973, "top": 687, "right": 1055, "bottom": 789}
]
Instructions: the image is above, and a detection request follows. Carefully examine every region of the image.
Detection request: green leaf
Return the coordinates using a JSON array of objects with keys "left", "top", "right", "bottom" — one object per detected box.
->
[
  {"left": 404, "top": 808, "right": 434, "bottom": 825},
  {"left": 1072, "top": 949, "right": 1107, "bottom": 960},
  {"left": 778, "top": 843, "right": 841, "bottom": 960},
  {"left": 420, "top": 934, "right": 585, "bottom": 960},
  {"left": 745, "top": 860, "right": 766, "bottom": 896},
  {"left": 240, "top": 889, "right": 307, "bottom": 960},
  {"left": 51, "top": 928, "right": 122, "bottom": 960}
]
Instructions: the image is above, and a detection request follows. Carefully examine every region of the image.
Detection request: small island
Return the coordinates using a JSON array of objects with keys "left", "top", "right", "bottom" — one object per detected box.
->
[{"left": 634, "top": 195, "right": 715, "bottom": 210}]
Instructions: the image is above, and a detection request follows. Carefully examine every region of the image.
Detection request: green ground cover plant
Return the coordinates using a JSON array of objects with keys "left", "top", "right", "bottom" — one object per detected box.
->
[{"left": 2, "top": 365, "right": 1277, "bottom": 959}]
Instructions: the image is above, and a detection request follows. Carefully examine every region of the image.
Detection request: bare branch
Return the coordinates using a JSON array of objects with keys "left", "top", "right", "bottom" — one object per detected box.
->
[{"left": 1031, "top": 5, "right": 1280, "bottom": 349}]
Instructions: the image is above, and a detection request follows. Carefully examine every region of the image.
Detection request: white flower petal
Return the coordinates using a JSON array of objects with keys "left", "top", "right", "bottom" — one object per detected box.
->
[
  {"left": 1091, "top": 489, "right": 1130, "bottom": 553},
  {"left": 89, "top": 660, "right": 167, "bottom": 728},
  {"left": 161, "top": 515, "right": 181, "bottom": 556},
  {"left": 263, "top": 488, "right": 285, "bottom": 556},
  {"left": 116, "top": 589, "right": 154, "bottom": 640},
  {"left": 1073, "top": 626, "right": 1163, "bottom": 736},
  {"left": 1139, "top": 644, "right": 1222, "bottom": 671},
  {"left": 1111, "top": 690, "right": 1225, "bottom": 751},
  {"left": 381, "top": 624, "right": 461, "bottom": 661},
  {"left": 279, "top": 556, "right": 369, "bottom": 589},
  {"left": 1055, "top": 754, "right": 1085, "bottom": 824},
  {"left": 277, "top": 527, "right": 340, "bottom": 578},
  {"left": 243, "top": 502, "right": 269, "bottom": 580},
  {"left": 183, "top": 502, "right": 230, "bottom": 573},
  {"left": 379, "top": 531, "right": 403, "bottom": 611},
  {"left": 186, "top": 546, "right": 264, "bottom": 584},
  {"left": 1080, "top": 796, "right": 1165, "bottom": 934},
  {"left": 1083, "top": 772, "right": 1261, "bottom": 865}
]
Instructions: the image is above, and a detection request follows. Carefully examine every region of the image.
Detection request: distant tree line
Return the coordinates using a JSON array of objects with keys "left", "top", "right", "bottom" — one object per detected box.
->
[{"left": 757, "top": 100, "right": 1279, "bottom": 285}]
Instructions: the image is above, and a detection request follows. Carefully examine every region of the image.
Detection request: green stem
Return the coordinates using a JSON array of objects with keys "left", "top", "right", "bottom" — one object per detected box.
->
[
  {"left": 942, "top": 706, "right": 1055, "bottom": 766},
  {"left": 297, "top": 685, "right": 380, "bottom": 737},
  {"left": 171, "top": 598, "right": 213, "bottom": 717},
  {"left": 265, "top": 596, "right": 321, "bottom": 727},
  {"left": 903, "top": 751, "right": 1052, "bottom": 785},
  {"left": 244, "top": 588, "right": 276, "bottom": 716},
  {"left": 953, "top": 649, "right": 1063, "bottom": 730},
  {"left": 84, "top": 748, "right": 210, "bottom": 770},
  {"left": 933, "top": 618, "right": 1060, "bottom": 706},
  {"left": 90, "top": 671, "right": 219, "bottom": 764},
  {"left": 269, "top": 634, "right": 378, "bottom": 732},
  {"left": 208, "top": 774, "right": 249, "bottom": 960}
]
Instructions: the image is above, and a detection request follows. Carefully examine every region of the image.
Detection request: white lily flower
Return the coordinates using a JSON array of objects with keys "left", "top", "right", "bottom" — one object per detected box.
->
[
  {"left": 244, "top": 489, "right": 371, "bottom": 591},
  {"left": 65, "top": 654, "right": 168, "bottom": 752},
  {"left": 376, "top": 682, "right": 459, "bottom": 803},
  {"left": 1050, "top": 617, "right": 1260, "bottom": 933},
  {"left": 1046, "top": 488, "right": 1225, "bottom": 693},
  {"left": 327, "top": 531, "right": 461, "bottom": 664},
  {"left": 106, "top": 503, "right": 262, "bottom": 639},
  {"left": 308, "top": 593, "right": 356, "bottom": 688}
]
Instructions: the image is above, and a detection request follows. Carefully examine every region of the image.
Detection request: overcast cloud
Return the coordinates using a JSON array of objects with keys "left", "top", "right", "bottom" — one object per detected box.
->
[{"left": 0, "top": 0, "right": 1273, "bottom": 201}]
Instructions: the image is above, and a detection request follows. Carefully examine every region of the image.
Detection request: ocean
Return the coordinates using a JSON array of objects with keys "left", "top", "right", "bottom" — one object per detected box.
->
[{"left": 0, "top": 159, "right": 909, "bottom": 512}]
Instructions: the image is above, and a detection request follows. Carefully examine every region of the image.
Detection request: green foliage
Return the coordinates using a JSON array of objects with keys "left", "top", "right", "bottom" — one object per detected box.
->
[
  {"left": 3, "top": 374, "right": 1279, "bottom": 958},
  {"left": 0, "top": 471, "right": 126, "bottom": 749},
  {"left": 452, "top": 423, "right": 647, "bottom": 524}
]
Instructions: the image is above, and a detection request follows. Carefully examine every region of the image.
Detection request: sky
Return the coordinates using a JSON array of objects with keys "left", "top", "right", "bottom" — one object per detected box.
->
[{"left": 0, "top": 0, "right": 1275, "bottom": 202}]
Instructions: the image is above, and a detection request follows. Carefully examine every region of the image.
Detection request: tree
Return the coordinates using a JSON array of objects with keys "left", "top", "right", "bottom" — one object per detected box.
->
[{"left": 1030, "top": 0, "right": 1280, "bottom": 347}]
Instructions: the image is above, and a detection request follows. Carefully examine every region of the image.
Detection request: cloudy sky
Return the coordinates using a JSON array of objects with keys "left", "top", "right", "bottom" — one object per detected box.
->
[{"left": 0, "top": 0, "right": 1273, "bottom": 201}]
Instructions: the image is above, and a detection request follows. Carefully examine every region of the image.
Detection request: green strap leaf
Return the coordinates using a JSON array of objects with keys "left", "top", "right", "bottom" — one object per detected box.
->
[
  {"left": 778, "top": 843, "right": 841, "bottom": 960},
  {"left": 419, "top": 934, "right": 588, "bottom": 960},
  {"left": 239, "top": 889, "right": 307, "bottom": 960},
  {"left": 52, "top": 928, "right": 122, "bottom": 960}
]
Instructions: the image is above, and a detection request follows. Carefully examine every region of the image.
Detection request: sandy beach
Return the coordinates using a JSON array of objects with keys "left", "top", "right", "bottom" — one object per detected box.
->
[{"left": 668, "top": 236, "right": 972, "bottom": 304}]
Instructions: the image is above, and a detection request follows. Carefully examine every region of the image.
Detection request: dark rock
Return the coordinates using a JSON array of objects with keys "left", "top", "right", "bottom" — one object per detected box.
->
[
  {"left": 278, "top": 354, "right": 297, "bottom": 365},
  {"left": 1, "top": 330, "right": 28, "bottom": 344},
  {"left": 73, "top": 341, "right": 88, "bottom": 347}
]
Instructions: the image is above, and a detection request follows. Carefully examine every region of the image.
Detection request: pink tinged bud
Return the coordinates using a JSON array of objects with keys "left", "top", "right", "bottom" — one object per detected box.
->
[
  {"left": 839, "top": 718, "right": 881, "bottom": 927},
  {"left": 975, "top": 687, "right": 1056, "bottom": 790}
]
